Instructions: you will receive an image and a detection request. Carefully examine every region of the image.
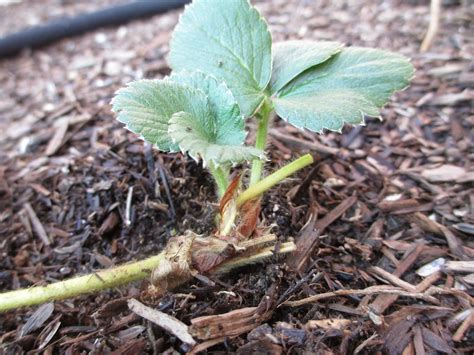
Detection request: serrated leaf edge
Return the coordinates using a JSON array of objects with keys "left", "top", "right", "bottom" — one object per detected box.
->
[
  {"left": 168, "top": 117, "right": 266, "bottom": 168},
  {"left": 168, "top": 0, "right": 273, "bottom": 118},
  {"left": 274, "top": 47, "right": 415, "bottom": 134},
  {"left": 275, "top": 105, "right": 366, "bottom": 135},
  {"left": 111, "top": 79, "right": 181, "bottom": 153}
]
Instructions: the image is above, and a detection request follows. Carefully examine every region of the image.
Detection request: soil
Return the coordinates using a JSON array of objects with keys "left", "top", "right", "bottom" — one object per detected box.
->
[{"left": 0, "top": 0, "right": 473, "bottom": 353}]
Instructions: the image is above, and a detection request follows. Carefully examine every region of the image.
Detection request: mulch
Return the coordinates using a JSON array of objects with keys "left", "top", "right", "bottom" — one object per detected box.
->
[{"left": 0, "top": 0, "right": 473, "bottom": 353}]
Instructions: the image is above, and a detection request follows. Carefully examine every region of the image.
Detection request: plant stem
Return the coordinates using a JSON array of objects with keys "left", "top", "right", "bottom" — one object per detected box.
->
[
  {"left": 0, "top": 236, "right": 296, "bottom": 313},
  {"left": 237, "top": 154, "right": 314, "bottom": 207},
  {"left": 209, "top": 162, "right": 229, "bottom": 197},
  {"left": 249, "top": 100, "right": 272, "bottom": 186},
  {"left": 0, "top": 253, "right": 166, "bottom": 313}
]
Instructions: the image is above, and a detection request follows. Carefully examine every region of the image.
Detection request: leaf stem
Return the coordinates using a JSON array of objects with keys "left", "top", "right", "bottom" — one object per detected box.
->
[
  {"left": 0, "top": 236, "right": 296, "bottom": 313},
  {"left": 237, "top": 154, "right": 314, "bottom": 207},
  {"left": 0, "top": 253, "right": 166, "bottom": 313},
  {"left": 209, "top": 163, "right": 229, "bottom": 197},
  {"left": 249, "top": 100, "right": 272, "bottom": 186}
]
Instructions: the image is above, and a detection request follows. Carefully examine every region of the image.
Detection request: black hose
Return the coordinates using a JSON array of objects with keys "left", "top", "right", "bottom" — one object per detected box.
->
[{"left": 0, "top": 0, "right": 190, "bottom": 58}]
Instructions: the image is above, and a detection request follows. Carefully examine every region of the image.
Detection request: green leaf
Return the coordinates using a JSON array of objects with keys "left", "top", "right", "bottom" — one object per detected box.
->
[
  {"left": 112, "top": 74, "right": 257, "bottom": 165},
  {"left": 269, "top": 40, "right": 343, "bottom": 94},
  {"left": 169, "top": 112, "right": 264, "bottom": 165},
  {"left": 169, "top": 0, "right": 272, "bottom": 117},
  {"left": 169, "top": 71, "right": 245, "bottom": 145},
  {"left": 273, "top": 47, "right": 414, "bottom": 133},
  {"left": 111, "top": 79, "right": 212, "bottom": 151}
]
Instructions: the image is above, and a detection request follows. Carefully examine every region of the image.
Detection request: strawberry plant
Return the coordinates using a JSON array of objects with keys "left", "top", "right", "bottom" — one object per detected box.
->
[{"left": 0, "top": 0, "right": 413, "bottom": 313}]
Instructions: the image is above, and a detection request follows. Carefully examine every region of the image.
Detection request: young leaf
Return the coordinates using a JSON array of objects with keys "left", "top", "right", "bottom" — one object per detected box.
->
[
  {"left": 111, "top": 79, "right": 212, "bottom": 151},
  {"left": 269, "top": 40, "right": 343, "bottom": 94},
  {"left": 169, "top": 0, "right": 272, "bottom": 117},
  {"left": 273, "top": 47, "right": 414, "bottom": 133},
  {"left": 168, "top": 112, "right": 264, "bottom": 165},
  {"left": 169, "top": 71, "right": 245, "bottom": 145}
]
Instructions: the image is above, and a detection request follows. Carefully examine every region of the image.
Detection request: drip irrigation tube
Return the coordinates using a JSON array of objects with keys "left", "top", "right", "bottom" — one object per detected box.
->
[{"left": 0, "top": 0, "right": 190, "bottom": 58}]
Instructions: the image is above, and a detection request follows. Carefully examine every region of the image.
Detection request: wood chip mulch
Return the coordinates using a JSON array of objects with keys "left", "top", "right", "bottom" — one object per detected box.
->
[{"left": 0, "top": 0, "right": 473, "bottom": 353}]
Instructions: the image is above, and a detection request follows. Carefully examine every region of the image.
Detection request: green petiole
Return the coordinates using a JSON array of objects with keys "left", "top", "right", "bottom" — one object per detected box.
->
[
  {"left": 249, "top": 99, "right": 273, "bottom": 186},
  {"left": 237, "top": 153, "right": 314, "bottom": 207},
  {"left": 209, "top": 162, "right": 229, "bottom": 197}
]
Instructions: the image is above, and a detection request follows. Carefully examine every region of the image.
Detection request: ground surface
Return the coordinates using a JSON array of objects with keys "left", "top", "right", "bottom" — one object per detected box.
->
[{"left": 0, "top": 0, "right": 473, "bottom": 353}]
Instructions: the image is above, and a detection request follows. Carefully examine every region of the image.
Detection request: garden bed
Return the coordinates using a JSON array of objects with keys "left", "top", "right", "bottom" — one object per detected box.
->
[{"left": 0, "top": 0, "right": 473, "bottom": 353}]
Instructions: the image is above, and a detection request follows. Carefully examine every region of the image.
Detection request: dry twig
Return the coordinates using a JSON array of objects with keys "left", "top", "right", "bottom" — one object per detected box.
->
[
  {"left": 128, "top": 298, "right": 196, "bottom": 346},
  {"left": 420, "top": 0, "right": 441, "bottom": 52},
  {"left": 284, "top": 285, "right": 439, "bottom": 307}
]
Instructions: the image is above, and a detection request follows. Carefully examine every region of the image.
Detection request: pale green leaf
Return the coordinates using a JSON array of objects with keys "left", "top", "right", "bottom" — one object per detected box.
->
[
  {"left": 269, "top": 40, "right": 343, "bottom": 94},
  {"left": 111, "top": 79, "right": 212, "bottom": 151},
  {"left": 274, "top": 47, "right": 414, "bottom": 133},
  {"left": 169, "top": 112, "right": 264, "bottom": 165},
  {"left": 169, "top": 71, "right": 245, "bottom": 145},
  {"left": 169, "top": 0, "right": 272, "bottom": 117}
]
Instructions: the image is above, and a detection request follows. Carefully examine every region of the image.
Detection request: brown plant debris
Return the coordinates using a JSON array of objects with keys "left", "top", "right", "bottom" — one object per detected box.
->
[{"left": 128, "top": 298, "right": 196, "bottom": 347}]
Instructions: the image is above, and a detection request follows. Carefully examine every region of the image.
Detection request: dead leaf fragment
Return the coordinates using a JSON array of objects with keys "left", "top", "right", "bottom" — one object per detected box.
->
[
  {"left": 23, "top": 203, "right": 51, "bottom": 246},
  {"left": 45, "top": 117, "right": 69, "bottom": 156},
  {"left": 421, "top": 165, "right": 466, "bottom": 182},
  {"left": 237, "top": 198, "right": 261, "bottom": 238},
  {"left": 128, "top": 298, "right": 196, "bottom": 346},
  {"left": 20, "top": 302, "right": 55, "bottom": 337},
  {"left": 420, "top": 326, "right": 451, "bottom": 353},
  {"left": 453, "top": 223, "right": 474, "bottom": 235},
  {"left": 416, "top": 258, "right": 446, "bottom": 277},
  {"left": 218, "top": 174, "right": 241, "bottom": 237},
  {"left": 306, "top": 319, "right": 352, "bottom": 330}
]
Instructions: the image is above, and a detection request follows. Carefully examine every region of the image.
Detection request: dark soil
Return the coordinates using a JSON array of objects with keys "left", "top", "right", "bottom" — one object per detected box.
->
[{"left": 1, "top": 0, "right": 473, "bottom": 353}]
